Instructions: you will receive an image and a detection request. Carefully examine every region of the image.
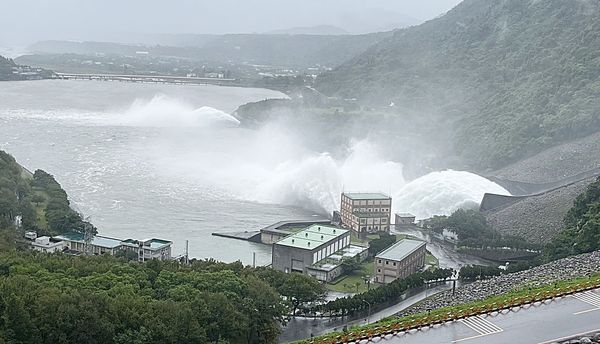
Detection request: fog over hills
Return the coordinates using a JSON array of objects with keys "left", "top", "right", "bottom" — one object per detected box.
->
[
  {"left": 316, "top": 0, "right": 600, "bottom": 170},
  {"left": 0, "top": 0, "right": 460, "bottom": 47}
]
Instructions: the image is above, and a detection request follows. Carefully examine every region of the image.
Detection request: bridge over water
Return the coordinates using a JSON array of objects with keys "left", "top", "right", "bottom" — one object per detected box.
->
[{"left": 54, "top": 72, "right": 240, "bottom": 86}]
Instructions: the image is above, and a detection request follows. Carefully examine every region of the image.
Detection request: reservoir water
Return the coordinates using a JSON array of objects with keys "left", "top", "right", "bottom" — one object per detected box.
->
[{"left": 0, "top": 80, "right": 509, "bottom": 265}]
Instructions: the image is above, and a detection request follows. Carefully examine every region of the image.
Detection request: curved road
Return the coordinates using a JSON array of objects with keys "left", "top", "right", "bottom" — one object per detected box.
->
[{"left": 360, "top": 288, "right": 600, "bottom": 344}]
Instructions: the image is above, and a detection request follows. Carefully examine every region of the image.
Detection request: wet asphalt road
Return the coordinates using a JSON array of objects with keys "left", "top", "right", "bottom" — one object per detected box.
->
[{"left": 365, "top": 288, "right": 600, "bottom": 344}]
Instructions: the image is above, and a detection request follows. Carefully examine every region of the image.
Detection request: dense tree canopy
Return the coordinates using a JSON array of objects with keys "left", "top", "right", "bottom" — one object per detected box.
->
[
  {"left": 0, "top": 150, "right": 96, "bottom": 237},
  {"left": 0, "top": 252, "right": 298, "bottom": 344}
]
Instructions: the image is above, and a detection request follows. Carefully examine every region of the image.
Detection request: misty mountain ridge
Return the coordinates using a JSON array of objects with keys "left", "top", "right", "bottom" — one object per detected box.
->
[
  {"left": 266, "top": 25, "right": 349, "bottom": 36},
  {"left": 26, "top": 32, "right": 392, "bottom": 69},
  {"left": 316, "top": 0, "right": 600, "bottom": 170}
]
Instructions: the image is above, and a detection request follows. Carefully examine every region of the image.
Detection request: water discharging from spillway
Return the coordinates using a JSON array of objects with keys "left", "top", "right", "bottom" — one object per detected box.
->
[{"left": 128, "top": 96, "right": 511, "bottom": 219}]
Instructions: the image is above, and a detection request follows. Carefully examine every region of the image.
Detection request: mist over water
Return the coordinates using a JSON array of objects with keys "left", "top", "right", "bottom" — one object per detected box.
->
[
  {"left": 0, "top": 80, "right": 509, "bottom": 263},
  {"left": 115, "top": 95, "right": 241, "bottom": 127},
  {"left": 136, "top": 96, "right": 509, "bottom": 218}
]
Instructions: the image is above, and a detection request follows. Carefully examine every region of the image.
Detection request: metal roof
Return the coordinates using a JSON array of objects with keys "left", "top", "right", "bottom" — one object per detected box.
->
[
  {"left": 375, "top": 239, "right": 426, "bottom": 261},
  {"left": 396, "top": 213, "right": 416, "bottom": 218},
  {"left": 343, "top": 192, "right": 390, "bottom": 200},
  {"left": 55, "top": 232, "right": 123, "bottom": 249},
  {"left": 275, "top": 224, "right": 348, "bottom": 250}
]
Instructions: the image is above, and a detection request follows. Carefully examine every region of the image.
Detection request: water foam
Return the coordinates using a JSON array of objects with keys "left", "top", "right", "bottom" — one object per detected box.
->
[
  {"left": 392, "top": 170, "right": 510, "bottom": 219},
  {"left": 106, "top": 96, "right": 511, "bottom": 219},
  {"left": 116, "top": 95, "right": 240, "bottom": 127}
]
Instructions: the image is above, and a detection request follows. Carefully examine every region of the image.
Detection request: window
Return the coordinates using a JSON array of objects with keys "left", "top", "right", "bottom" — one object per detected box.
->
[
  {"left": 382, "top": 219, "right": 387, "bottom": 223},
  {"left": 385, "top": 261, "right": 389, "bottom": 265},
  {"left": 378, "top": 259, "right": 381, "bottom": 264},
  {"left": 393, "top": 262, "right": 397, "bottom": 266},
  {"left": 377, "top": 269, "right": 381, "bottom": 273}
]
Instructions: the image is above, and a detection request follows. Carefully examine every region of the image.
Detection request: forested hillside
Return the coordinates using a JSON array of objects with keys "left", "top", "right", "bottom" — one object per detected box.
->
[
  {"left": 0, "top": 56, "right": 16, "bottom": 80},
  {"left": 0, "top": 250, "right": 330, "bottom": 344},
  {"left": 316, "top": 0, "right": 600, "bottom": 169},
  {"left": 0, "top": 150, "right": 94, "bottom": 238},
  {"left": 546, "top": 176, "right": 600, "bottom": 260}
]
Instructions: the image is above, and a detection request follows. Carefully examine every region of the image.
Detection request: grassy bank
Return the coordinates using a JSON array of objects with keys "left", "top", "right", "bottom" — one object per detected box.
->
[{"left": 303, "top": 273, "right": 600, "bottom": 343}]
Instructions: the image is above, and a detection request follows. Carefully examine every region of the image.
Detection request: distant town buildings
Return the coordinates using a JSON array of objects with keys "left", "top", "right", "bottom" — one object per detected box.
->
[
  {"left": 271, "top": 224, "right": 367, "bottom": 282},
  {"left": 395, "top": 213, "right": 416, "bottom": 227},
  {"left": 340, "top": 193, "right": 392, "bottom": 235},
  {"left": 374, "top": 238, "right": 426, "bottom": 284}
]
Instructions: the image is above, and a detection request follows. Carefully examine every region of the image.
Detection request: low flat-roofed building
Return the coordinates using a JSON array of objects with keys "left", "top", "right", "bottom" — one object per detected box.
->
[
  {"left": 56, "top": 232, "right": 126, "bottom": 255},
  {"left": 340, "top": 192, "right": 392, "bottom": 235},
  {"left": 374, "top": 239, "right": 426, "bottom": 284},
  {"left": 307, "top": 244, "right": 369, "bottom": 282},
  {"left": 56, "top": 232, "right": 172, "bottom": 260},
  {"left": 395, "top": 213, "right": 416, "bottom": 227},
  {"left": 272, "top": 225, "right": 350, "bottom": 275},
  {"left": 31, "top": 236, "right": 64, "bottom": 253},
  {"left": 122, "top": 238, "right": 173, "bottom": 261}
]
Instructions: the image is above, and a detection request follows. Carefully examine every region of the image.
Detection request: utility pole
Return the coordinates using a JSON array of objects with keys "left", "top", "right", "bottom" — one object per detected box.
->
[
  {"left": 185, "top": 240, "right": 189, "bottom": 265},
  {"left": 361, "top": 300, "right": 371, "bottom": 324},
  {"left": 253, "top": 252, "right": 256, "bottom": 268}
]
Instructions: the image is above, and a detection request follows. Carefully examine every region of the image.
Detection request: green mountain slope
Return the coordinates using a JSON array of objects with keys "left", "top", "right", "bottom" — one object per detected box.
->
[
  {"left": 315, "top": 0, "right": 600, "bottom": 169},
  {"left": 0, "top": 150, "right": 94, "bottom": 237}
]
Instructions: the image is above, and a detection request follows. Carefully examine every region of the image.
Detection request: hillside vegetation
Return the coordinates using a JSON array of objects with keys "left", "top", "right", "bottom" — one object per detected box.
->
[
  {"left": 0, "top": 150, "right": 94, "bottom": 237},
  {"left": 316, "top": 0, "right": 600, "bottom": 169},
  {"left": 0, "top": 252, "right": 328, "bottom": 344}
]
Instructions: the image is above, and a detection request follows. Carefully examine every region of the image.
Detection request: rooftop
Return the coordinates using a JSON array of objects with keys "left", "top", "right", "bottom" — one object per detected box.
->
[
  {"left": 376, "top": 239, "right": 426, "bottom": 262},
  {"left": 56, "top": 232, "right": 171, "bottom": 250},
  {"left": 56, "top": 232, "right": 124, "bottom": 249},
  {"left": 343, "top": 192, "right": 390, "bottom": 200},
  {"left": 396, "top": 213, "right": 416, "bottom": 218},
  {"left": 122, "top": 238, "right": 172, "bottom": 250},
  {"left": 275, "top": 224, "right": 348, "bottom": 250}
]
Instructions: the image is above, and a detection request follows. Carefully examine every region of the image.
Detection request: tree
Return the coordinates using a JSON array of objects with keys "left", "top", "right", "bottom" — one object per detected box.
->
[
  {"left": 368, "top": 233, "right": 397, "bottom": 256},
  {"left": 340, "top": 257, "right": 361, "bottom": 275},
  {"left": 280, "top": 273, "right": 326, "bottom": 315},
  {"left": 546, "top": 177, "right": 600, "bottom": 261}
]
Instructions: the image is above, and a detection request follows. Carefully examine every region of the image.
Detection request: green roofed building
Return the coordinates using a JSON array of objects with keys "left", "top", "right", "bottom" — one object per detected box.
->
[{"left": 272, "top": 224, "right": 351, "bottom": 278}]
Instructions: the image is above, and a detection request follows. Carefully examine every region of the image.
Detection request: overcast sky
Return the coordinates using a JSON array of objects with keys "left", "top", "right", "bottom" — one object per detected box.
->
[{"left": 0, "top": 0, "right": 462, "bottom": 46}]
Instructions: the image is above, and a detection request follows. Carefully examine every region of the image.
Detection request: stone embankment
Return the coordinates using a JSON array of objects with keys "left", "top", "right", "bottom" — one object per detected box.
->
[
  {"left": 398, "top": 251, "right": 600, "bottom": 316},
  {"left": 493, "top": 132, "right": 600, "bottom": 184},
  {"left": 486, "top": 176, "right": 595, "bottom": 244},
  {"left": 559, "top": 332, "right": 600, "bottom": 344}
]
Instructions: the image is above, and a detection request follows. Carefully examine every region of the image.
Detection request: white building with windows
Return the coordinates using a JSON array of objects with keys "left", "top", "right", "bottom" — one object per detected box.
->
[
  {"left": 340, "top": 193, "right": 392, "bottom": 234},
  {"left": 31, "top": 236, "right": 64, "bottom": 253}
]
